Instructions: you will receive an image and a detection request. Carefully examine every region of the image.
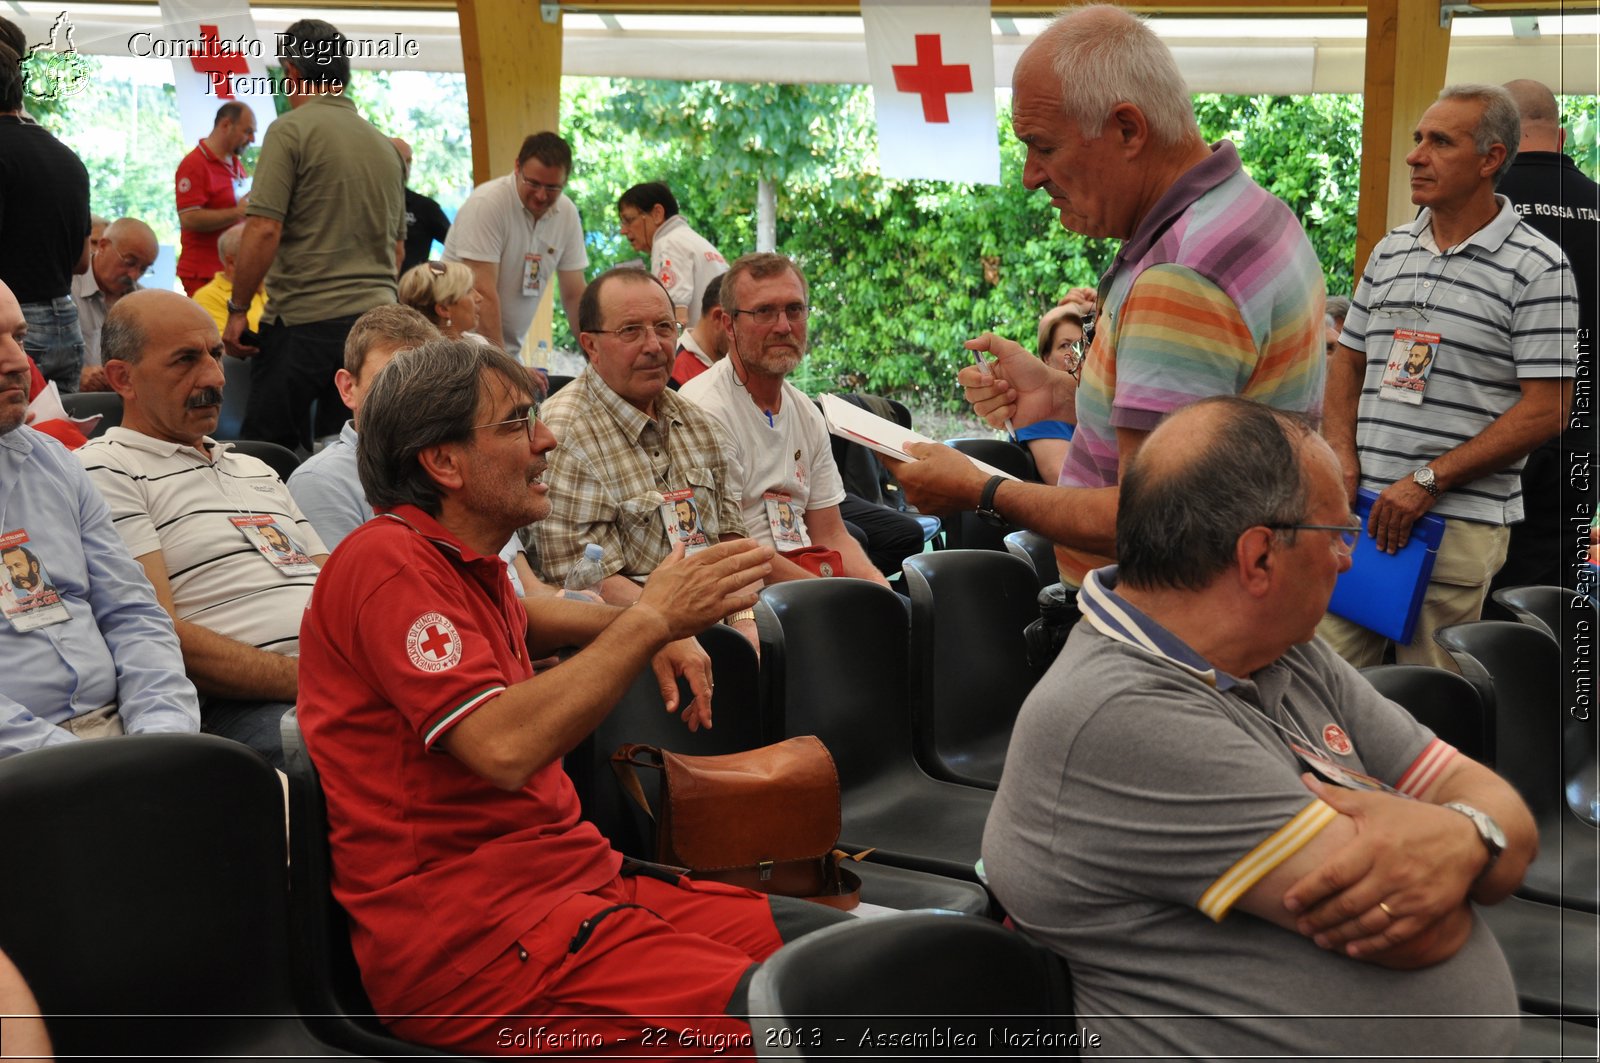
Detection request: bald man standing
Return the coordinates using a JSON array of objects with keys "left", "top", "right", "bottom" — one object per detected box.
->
[{"left": 1492, "top": 79, "right": 1598, "bottom": 593}]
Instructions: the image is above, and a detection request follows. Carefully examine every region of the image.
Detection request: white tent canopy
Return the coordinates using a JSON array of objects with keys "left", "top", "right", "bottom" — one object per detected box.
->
[{"left": 6, "top": 3, "right": 1598, "bottom": 95}]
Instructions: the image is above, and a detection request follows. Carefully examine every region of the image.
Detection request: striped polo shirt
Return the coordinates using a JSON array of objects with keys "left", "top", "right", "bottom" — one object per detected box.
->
[
  {"left": 79, "top": 428, "right": 325, "bottom": 655},
  {"left": 1341, "top": 196, "right": 1577, "bottom": 525},
  {"left": 1055, "top": 141, "right": 1327, "bottom": 586}
]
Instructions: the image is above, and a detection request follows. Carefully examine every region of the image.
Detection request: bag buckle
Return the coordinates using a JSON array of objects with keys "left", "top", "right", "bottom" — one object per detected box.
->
[{"left": 758, "top": 860, "right": 774, "bottom": 882}]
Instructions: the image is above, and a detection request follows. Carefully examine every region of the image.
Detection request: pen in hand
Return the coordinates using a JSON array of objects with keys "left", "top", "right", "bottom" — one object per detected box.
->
[{"left": 970, "top": 349, "right": 1016, "bottom": 438}]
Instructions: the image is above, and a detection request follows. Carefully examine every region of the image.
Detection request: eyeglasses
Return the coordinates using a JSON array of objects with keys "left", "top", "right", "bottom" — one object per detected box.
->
[
  {"left": 1267, "top": 517, "right": 1362, "bottom": 555},
  {"left": 586, "top": 320, "right": 682, "bottom": 344},
  {"left": 516, "top": 170, "right": 565, "bottom": 196},
  {"left": 731, "top": 303, "right": 809, "bottom": 327},
  {"left": 104, "top": 240, "right": 153, "bottom": 276},
  {"left": 618, "top": 211, "right": 644, "bottom": 229},
  {"left": 471, "top": 407, "right": 539, "bottom": 440},
  {"left": 1054, "top": 337, "right": 1088, "bottom": 380}
]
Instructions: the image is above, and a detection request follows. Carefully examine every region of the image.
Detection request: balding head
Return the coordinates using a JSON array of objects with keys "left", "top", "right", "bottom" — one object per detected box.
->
[
  {"left": 390, "top": 137, "right": 413, "bottom": 177},
  {"left": 1502, "top": 79, "right": 1563, "bottom": 152},
  {"left": 103, "top": 291, "right": 226, "bottom": 451},
  {"left": 92, "top": 218, "right": 159, "bottom": 298},
  {"left": 1118, "top": 397, "right": 1315, "bottom": 592}
]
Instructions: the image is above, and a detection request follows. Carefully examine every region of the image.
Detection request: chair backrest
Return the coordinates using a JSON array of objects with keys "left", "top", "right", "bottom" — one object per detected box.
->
[
  {"left": 941, "top": 439, "right": 1036, "bottom": 552},
  {"left": 1435, "top": 621, "right": 1563, "bottom": 815},
  {"left": 757, "top": 578, "right": 918, "bottom": 788},
  {"left": 1492, "top": 584, "right": 1569, "bottom": 639},
  {"left": 1359, "top": 664, "right": 1490, "bottom": 764},
  {"left": 945, "top": 437, "right": 1039, "bottom": 482},
  {"left": 904, "top": 550, "right": 1043, "bottom": 786},
  {"left": 0, "top": 734, "right": 294, "bottom": 1055},
  {"left": 1005, "top": 529, "right": 1059, "bottom": 590},
  {"left": 546, "top": 373, "right": 576, "bottom": 395},
  {"left": 571, "top": 624, "right": 767, "bottom": 859},
  {"left": 280, "top": 714, "right": 458, "bottom": 1057},
  {"left": 747, "top": 912, "right": 1076, "bottom": 1059},
  {"left": 61, "top": 390, "right": 122, "bottom": 436},
  {"left": 222, "top": 438, "right": 302, "bottom": 480}
]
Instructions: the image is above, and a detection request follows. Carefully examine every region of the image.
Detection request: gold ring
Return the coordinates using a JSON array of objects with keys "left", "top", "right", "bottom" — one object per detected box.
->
[{"left": 1378, "top": 901, "right": 1396, "bottom": 918}]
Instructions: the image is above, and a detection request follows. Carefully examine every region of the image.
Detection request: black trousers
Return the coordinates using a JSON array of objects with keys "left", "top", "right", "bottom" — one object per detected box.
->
[
  {"left": 839, "top": 493, "right": 927, "bottom": 577},
  {"left": 240, "top": 315, "right": 359, "bottom": 452}
]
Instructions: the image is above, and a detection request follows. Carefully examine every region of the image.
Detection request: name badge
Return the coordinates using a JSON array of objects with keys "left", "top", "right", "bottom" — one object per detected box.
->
[
  {"left": 763, "top": 491, "right": 806, "bottom": 551},
  {"left": 522, "top": 252, "right": 545, "bottom": 299},
  {"left": 660, "top": 488, "right": 710, "bottom": 556},
  {"left": 1289, "top": 741, "right": 1405, "bottom": 797},
  {"left": 231, "top": 515, "right": 318, "bottom": 576},
  {"left": 0, "top": 529, "right": 71, "bottom": 632},
  {"left": 1378, "top": 328, "right": 1440, "bottom": 406}
]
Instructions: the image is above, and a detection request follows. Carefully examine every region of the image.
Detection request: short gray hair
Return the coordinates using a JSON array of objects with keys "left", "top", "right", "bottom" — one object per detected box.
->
[
  {"left": 1118, "top": 396, "right": 1314, "bottom": 592},
  {"left": 357, "top": 338, "right": 532, "bottom": 516},
  {"left": 1039, "top": 5, "right": 1198, "bottom": 149},
  {"left": 217, "top": 222, "right": 246, "bottom": 262},
  {"left": 100, "top": 304, "right": 148, "bottom": 365},
  {"left": 1438, "top": 83, "right": 1520, "bottom": 183}
]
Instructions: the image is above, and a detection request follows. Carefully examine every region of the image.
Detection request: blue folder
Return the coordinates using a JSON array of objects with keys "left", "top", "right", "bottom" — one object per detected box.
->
[{"left": 1326, "top": 489, "right": 1446, "bottom": 644}]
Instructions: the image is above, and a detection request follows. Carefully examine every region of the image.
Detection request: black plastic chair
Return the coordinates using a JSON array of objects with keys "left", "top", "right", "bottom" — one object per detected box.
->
[
  {"left": 569, "top": 625, "right": 992, "bottom": 916},
  {"left": 1005, "top": 528, "right": 1058, "bottom": 591},
  {"left": 1476, "top": 896, "right": 1599, "bottom": 1022},
  {"left": 61, "top": 390, "right": 122, "bottom": 436},
  {"left": 1492, "top": 584, "right": 1570, "bottom": 639},
  {"left": 1360, "top": 664, "right": 1491, "bottom": 764},
  {"left": 823, "top": 394, "right": 941, "bottom": 549},
  {"left": 904, "top": 550, "right": 1043, "bottom": 789},
  {"left": 941, "top": 438, "right": 1036, "bottom": 552},
  {"left": 0, "top": 734, "right": 362, "bottom": 1059},
  {"left": 222, "top": 438, "right": 302, "bottom": 480},
  {"left": 747, "top": 912, "right": 1076, "bottom": 1060},
  {"left": 282, "top": 715, "right": 461, "bottom": 1059},
  {"left": 757, "top": 579, "right": 995, "bottom": 883},
  {"left": 1436, "top": 621, "right": 1598, "bottom": 912},
  {"left": 545, "top": 373, "right": 575, "bottom": 395}
]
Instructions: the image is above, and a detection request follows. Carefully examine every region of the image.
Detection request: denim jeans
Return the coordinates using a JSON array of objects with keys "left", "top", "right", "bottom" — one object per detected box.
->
[
  {"left": 21, "top": 297, "right": 86, "bottom": 394},
  {"left": 201, "top": 697, "right": 293, "bottom": 769}
]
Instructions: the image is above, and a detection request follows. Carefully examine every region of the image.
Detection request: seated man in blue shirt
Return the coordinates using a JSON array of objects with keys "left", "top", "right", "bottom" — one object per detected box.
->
[{"left": 0, "top": 279, "right": 199, "bottom": 756}]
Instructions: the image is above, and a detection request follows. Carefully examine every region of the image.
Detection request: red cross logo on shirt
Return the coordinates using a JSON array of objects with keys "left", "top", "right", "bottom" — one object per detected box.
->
[
  {"left": 419, "top": 625, "right": 453, "bottom": 661},
  {"left": 406, "top": 612, "right": 463, "bottom": 672},
  {"left": 892, "top": 34, "right": 973, "bottom": 123},
  {"left": 189, "top": 25, "right": 250, "bottom": 100}
]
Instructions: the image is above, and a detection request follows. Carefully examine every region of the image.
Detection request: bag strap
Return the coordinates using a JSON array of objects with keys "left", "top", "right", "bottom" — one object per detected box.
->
[{"left": 609, "top": 743, "right": 666, "bottom": 821}]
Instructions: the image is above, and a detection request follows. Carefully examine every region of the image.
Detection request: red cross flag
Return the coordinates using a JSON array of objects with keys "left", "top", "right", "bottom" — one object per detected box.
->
[
  {"left": 863, "top": 0, "right": 1000, "bottom": 185},
  {"left": 155, "top": 0, "right": 276, "bottom": 147}
]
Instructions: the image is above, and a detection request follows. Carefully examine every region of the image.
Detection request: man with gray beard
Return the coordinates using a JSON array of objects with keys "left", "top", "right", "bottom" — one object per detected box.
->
[{"left": 79, "top": 289, "right": 324, "bottom": 768}]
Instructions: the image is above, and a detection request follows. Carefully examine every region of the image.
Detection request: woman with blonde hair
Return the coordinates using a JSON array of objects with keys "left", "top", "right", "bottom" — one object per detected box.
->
[{"left": 398, "top": 260, "right": 484, "bottom": 341}]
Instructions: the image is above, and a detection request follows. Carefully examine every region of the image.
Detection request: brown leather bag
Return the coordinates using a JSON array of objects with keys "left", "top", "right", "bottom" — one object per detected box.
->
[{"left": 610, "top": 736, "right": 862, "bottom": 910}]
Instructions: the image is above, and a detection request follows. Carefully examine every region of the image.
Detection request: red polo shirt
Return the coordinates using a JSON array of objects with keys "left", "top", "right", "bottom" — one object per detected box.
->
[
  {"left": 174, "top": 139, "right": 246, "bottom": 281},
  {"left": 297, "top": 505, "right": 620, "bottom": 1014}
]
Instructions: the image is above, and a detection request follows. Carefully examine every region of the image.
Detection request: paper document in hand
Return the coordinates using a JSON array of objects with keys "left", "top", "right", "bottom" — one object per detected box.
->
[{"left": 818, "top": 393, "right": 1017, "bottom": 481}]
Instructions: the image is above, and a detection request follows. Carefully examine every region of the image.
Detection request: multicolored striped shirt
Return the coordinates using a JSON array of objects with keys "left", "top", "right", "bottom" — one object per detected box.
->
[{"left": 1055, "top": 141, "right": 1326, "bottom": 585}]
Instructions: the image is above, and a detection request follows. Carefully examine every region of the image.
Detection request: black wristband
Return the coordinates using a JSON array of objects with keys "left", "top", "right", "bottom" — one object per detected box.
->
[{"left": 976, "top": 474, "right": 1007, "bottom": 527}]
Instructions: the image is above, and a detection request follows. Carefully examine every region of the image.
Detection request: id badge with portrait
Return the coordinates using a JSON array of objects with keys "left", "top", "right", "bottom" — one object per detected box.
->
[
  {"left": 522, "top": 252, "right": 545, "bottom": 299},
  {"left": 1378, "top": 328, "right": 1440, "bottom": 406},
  {"left": 660, "top": 488, "right": 710, "bottom": 556},
  {"left": 1289, "top": 741, "right": 1405, "bottom": 797},
  {"left": 764, "top": 491, "right": 806, "bottom": 550},
  {"left": 230, "top": 515, "right": 319, "bottom": 576},
  {"left": 0, "top": 529, "right": 71, "bottom": 632}
]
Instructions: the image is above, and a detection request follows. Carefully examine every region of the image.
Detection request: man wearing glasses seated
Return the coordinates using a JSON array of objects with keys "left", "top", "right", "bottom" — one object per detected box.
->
[
  {"left": 534, "top": 268, "right": 758, "bottom": 646},
  {"left": 985, "top": 395, "right": 1534, "bottom": 1060},
  {"left": 444, "top": 131, "right": 588, "bottom": 366},
  {"left": 681, "top": 253, "right": 891, "bottom": 588},
  {"left": 71, "top": 217, "right": 158, "bottom": 392}
]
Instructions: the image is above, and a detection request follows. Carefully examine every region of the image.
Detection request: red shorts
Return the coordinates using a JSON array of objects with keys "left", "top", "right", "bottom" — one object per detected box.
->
[{"left": 388, "top": 872, "right": 782, "bottom": 1057}]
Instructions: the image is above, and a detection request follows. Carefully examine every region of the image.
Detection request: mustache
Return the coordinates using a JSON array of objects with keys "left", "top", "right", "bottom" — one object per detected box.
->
[{"left": 186, "top": 387, "right": 223, "bottom": 408}]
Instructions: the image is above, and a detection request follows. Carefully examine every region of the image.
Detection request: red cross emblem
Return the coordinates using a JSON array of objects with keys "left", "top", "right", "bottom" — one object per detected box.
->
[
  {"left": 407, "top": 613, "right": 462, "bottom": 672},
  {"left": 189, "top": 25, "right": 250, "bottom": 100},
  {"left": 1322, "top": 724, "right": 1353, "bottom": 757},
  {"left": 892, "top": 34, "right": 973, "bottom": 124}
]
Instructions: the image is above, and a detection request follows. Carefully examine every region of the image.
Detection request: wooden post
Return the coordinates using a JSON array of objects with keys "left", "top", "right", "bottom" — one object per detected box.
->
[{"left": 1351, "top": 0, "right": 1451, "bottom": 291}]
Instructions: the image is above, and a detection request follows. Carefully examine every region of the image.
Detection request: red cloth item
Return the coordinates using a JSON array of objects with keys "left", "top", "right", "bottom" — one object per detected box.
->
[
  {"left": 670, "top": 346, "right": 710, "bottom": 387},
  {"left": 25, "top": 357, "right": 87, "bottom": 450},
  {"left": 388, "top": 872, "right": 779, "bottom": 1057}
]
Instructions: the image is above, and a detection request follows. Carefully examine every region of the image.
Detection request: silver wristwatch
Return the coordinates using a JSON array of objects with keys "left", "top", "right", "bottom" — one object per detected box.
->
[
  {"left": 1443, "top": 802, "right": 1505, "bottom": 869},
  {"left": 1411, "top": 466, "right": 1439, "bottom": 497}
]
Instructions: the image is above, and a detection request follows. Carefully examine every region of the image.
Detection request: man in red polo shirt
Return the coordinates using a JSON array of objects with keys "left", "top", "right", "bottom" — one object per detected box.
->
[
  {"left": 174, "top": 102, "right": 256, "bottom": 296},
  {"left": 297, "top": 338, "right": 836, "bottom": 1057}
]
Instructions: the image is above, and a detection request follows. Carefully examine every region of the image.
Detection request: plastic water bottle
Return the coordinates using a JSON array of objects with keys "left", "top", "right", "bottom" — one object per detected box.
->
[{"left": 560, "top": 543, "right": 606, "bottom": 602}]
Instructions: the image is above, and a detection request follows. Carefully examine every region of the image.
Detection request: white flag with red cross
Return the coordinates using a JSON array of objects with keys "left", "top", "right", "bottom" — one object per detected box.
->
[
  {"left": 155, "top": 0, "right": 276, "bottom": 147},
  {"left": 863, "top": 0, "right": 1000, "bottom": 185}
]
